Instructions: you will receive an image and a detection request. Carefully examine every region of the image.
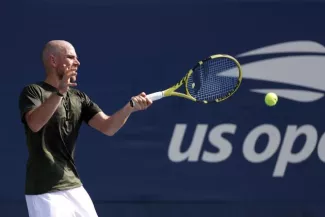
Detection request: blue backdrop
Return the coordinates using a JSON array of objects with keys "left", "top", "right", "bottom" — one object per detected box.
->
[{"left": 2, "top": 0, "right": 325, "bottom": 216}]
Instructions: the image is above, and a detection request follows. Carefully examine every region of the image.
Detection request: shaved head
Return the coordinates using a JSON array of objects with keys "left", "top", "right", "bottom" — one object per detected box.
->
[
  {"left": 41, "top": 40, "right": 80, "bottom": 81},
  {"left": 42, "top": 40, "right": 74, "bottom": 68}
]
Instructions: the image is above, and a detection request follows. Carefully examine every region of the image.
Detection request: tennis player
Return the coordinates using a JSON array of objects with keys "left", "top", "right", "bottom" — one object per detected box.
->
[{"left": 19, "top": 40, "right": 152, "bottom": 217}]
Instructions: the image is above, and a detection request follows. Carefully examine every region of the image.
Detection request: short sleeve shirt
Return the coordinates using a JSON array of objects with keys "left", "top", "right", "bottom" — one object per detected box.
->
[{"left": 19, "top": 81, "right": 102, "bottom": 195}]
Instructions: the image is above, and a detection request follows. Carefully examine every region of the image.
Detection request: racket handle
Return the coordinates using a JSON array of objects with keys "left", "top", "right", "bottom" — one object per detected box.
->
[{"left": 146, "top": 91, "right": 164, "bottom": 101}]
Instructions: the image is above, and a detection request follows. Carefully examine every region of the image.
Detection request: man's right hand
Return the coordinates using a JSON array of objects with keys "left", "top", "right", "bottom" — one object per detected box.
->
[{"left": 58, "top": 64, "right": 78, "bottom": 94}]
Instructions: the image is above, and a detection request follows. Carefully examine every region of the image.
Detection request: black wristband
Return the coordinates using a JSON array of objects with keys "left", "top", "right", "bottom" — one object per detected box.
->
[
  {"left": 129, "top": 99, "right": 134, "bottom": 107},
  {"left": 56, "top": 91, "right": 64, "bottom": 97}
]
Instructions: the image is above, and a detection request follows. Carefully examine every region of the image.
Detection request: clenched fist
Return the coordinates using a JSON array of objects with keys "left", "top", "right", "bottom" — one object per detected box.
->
[
  {"left": 130, "top": 92, "right": 153, "bottom": 111},
  {"left": 58, "top": 64, "right": 78, "bottom": 94}
]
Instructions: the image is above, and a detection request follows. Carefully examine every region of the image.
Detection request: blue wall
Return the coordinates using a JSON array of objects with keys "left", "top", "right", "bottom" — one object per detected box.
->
[{"left": 3, "top": 1, "right": 325, "bottom": 216}]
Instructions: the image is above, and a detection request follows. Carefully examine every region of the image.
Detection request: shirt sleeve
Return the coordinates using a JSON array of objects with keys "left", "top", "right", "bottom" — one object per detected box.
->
[
  {"left": 81, "top": 92, "right": 102, "bottom": 124},
  {"left": 19, "top": 85, "right": 42, "bottom": 124}
]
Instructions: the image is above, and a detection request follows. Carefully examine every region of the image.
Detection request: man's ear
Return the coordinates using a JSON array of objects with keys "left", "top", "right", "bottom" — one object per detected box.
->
[{"left": 49, "top": 54, "right": 57, "bottom": 67}]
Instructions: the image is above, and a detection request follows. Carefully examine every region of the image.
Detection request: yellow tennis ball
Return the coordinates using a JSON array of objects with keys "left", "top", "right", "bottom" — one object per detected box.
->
[{"left": 265, "top": 92, "right": 278, "bottom": 106}]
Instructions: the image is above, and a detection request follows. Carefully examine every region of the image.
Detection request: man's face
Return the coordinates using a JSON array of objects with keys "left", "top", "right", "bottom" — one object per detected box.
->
[{"left": 54, "top": 45, "right": 80, "bottom": 81}]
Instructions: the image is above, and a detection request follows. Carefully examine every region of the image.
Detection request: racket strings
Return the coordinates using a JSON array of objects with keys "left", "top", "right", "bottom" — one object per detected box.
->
[{"left": 187, "top": 58, "right": 239, "bottom": 102}]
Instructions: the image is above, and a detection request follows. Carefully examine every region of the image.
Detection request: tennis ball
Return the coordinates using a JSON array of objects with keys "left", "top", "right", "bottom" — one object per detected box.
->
[{"left": 265, "top": 92, "right": 278, "bottom": 106}]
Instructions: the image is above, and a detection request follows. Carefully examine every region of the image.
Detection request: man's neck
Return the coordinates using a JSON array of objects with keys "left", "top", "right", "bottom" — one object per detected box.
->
[{"left": 44, "top": 75, "right": 60, "bottom": 89}]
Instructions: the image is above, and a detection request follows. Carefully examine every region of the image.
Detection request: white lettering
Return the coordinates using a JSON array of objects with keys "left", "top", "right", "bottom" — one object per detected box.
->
[
  {"left": 273, "top": 125, "right": 318, "bottom": 177},
  {"left": 317, "top": 132, "right": 325, "bottom": 162},
  {"left": 243, "top": 124, "right": 281, "bottom": 163},
  {"left": 168, "top": 123, "right": 324, "bottom": 177},
  {"left": 168, "top": 124, "right": 208, "bottom": 162},
  {"left": 202, "top": 124, "right": 236, "bottom": 162}
]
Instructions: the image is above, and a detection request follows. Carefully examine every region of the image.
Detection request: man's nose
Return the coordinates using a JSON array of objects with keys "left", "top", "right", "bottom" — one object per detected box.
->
[{"left": 75, "top": 59, "right": 80, "bottom": 66}]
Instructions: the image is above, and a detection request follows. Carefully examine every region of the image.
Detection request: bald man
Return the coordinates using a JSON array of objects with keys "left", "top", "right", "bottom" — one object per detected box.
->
[{"left": 19, "top": 40, "right": 152, "bottom": 217}]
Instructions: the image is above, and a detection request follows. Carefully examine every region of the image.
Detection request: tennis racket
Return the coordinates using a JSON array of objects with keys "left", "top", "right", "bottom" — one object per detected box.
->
[{"left": 135, "top": 54, "right": 242, "bottom": 105}]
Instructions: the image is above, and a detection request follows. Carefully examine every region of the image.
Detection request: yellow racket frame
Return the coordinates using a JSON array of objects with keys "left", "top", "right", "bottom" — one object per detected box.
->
[{"left": 161, "top": 54, "right": 242, "bottom": 103}]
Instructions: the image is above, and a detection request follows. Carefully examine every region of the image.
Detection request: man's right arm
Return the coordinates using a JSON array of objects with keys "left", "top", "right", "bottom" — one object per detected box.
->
[
  {"left": 25, "top": 93, "right": 63, "bottom": 132},
  {"left": 19, "top": 84, "right": 64, "bottom": 133},
  {"left": 20, "top": 67, "right": 77, "bottom": 132}
]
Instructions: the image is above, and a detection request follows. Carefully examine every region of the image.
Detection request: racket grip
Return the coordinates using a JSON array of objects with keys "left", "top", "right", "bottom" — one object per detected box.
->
[{"left": 146, "top": 91, "right": 164, "bottom": 101}]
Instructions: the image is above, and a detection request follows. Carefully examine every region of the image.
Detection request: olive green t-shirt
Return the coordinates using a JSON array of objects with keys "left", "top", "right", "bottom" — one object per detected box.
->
[{"left": 19, "top": 81, "right": 102, "bottom": 195}]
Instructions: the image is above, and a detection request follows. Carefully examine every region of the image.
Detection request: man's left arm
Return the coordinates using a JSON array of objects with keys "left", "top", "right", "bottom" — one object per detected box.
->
[{"left": 84, "top": 92, "right": 152, "bottom": 136}]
